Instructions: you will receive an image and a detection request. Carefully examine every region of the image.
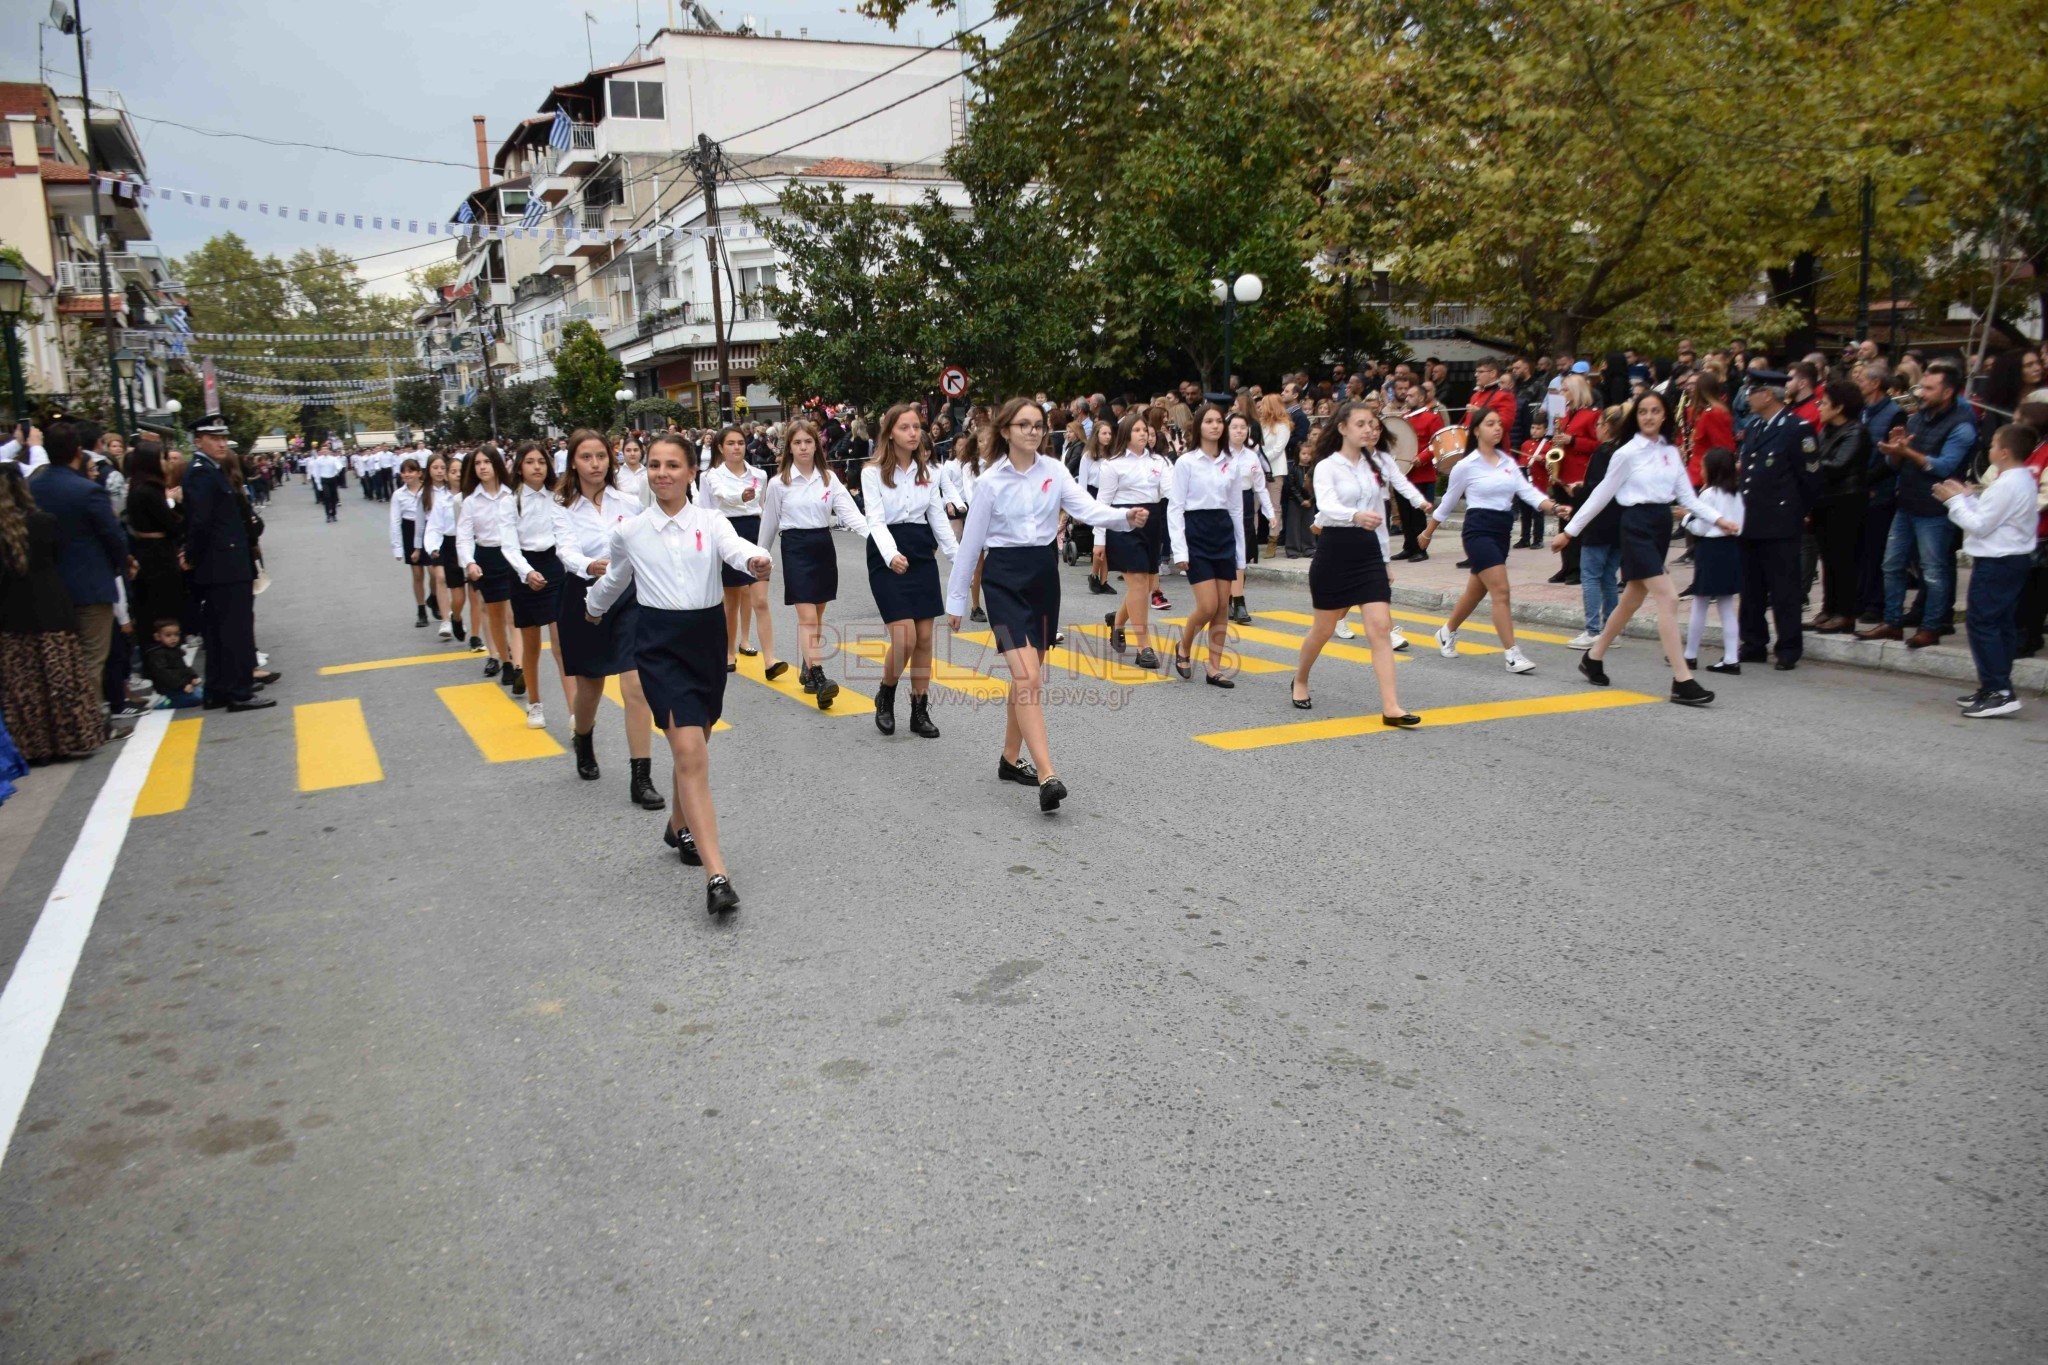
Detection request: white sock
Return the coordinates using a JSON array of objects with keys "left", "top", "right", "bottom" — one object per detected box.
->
[
  {"left": 1717, "top": 596, "right": 1739, "bottom": 665},
  {"left": 1686, "top": 597, "right": 1710, "bottom": 661}
]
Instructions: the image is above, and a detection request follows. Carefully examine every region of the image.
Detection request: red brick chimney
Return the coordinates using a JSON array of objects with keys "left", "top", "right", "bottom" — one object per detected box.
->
[{"left": 472, "top": 116, "right": 490, "bottom": 190}]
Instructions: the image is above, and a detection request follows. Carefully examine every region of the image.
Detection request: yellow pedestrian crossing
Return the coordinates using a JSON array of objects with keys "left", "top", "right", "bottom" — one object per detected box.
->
[
  {"left": 320, "top": 643, "right": 553, "bottom": 676},
  {"left": 955, "top": 630, "right": 1166, "bottom": 685},
  {"left": 294, "top": 700, "right": 384, "bottom": 792},
  {"left": 1211, "top": 617, "right": 1411, "bottom": 666},
  {"left": 1194, "top": 690, "right": 1661, "bottom": 751},
  {"left": 602, "top": 675, "right": 734, "bottom": 732},
  {"left": 437, "top": 682, "right": 567, "bottom": 762},
  {"left": 1386, "top": 608, "right": 1580, "bottom": 648},
  {"left": 1253, "top": 610, "right": 1503, "bottom": 656},
  {"left": 732, "top": 650, "right": 877, "bottom": 715},
  {"left": 1066, "top": 621, "right": 1294, "bottom": 674},
  {"left": 842, "top": 639, "right": 1012, "bottom": 700},
  {"left": 134, "top": 716, "right": 203, "bottom": 817}
]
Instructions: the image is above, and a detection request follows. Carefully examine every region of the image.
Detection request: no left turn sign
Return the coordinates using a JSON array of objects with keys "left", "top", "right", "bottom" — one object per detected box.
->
[{"left": 940, "top": 365, "right": 969, "bottom": 398}]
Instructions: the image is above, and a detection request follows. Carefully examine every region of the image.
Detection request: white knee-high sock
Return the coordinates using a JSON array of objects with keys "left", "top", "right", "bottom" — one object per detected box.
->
[
  {"left": 1716, "top": 596, "right": 1739, "bottom": 664},
  {"left": 1687, "top": 596, "right": 1711, "bottom": 661}
]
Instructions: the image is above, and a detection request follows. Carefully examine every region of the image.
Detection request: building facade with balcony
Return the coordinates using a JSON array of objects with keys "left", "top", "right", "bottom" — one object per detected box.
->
[{"left": 0, "top": 83, "right": 183, "bottom": 426}]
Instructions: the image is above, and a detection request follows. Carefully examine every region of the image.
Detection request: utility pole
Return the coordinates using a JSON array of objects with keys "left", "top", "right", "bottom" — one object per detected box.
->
[
  {"left": 472, "top": 286, "right": 501, "bottom": 439},
  {"left": 71, "top": 0, "right": 125, "bottom": 436},
  {"left": 693, "top": 133, "right": 733, "bottom": 423}
]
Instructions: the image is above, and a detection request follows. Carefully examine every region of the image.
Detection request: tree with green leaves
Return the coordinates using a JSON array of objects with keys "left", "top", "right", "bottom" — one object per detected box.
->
[{"left": 551, "top": 321, "right": 624, "bottom": 432}]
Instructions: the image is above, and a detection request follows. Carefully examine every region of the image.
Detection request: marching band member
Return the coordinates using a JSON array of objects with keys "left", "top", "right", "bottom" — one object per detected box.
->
[
  {"left": 1551, "top": 391, "right": 1737, "bottom": 705},
  {"left": 456, "top": 444, "right": 518, "bottom": 682},
  {"left": 503, "top": 441, "right": 569, "bottom": 727},
  {"left": 1097, "top": 412, "right": 1172, "bottom": 671},
  {"left": 553, "top": 430, "right": 666, "bottom": 810},
  {"left": 757, "top": 419, "right": 869, "bottom": 708},
  {"left": 1168, "top": 404, "right": 1251, "bottom": 686},
  {"left": 1418, "top": 408, "right": 1560, "bottom": 674},
  {"left": 1289, "top": 402, "right": 1418, "bottom": 724},
  {"left": 697, "top": 426, "right": 775, "bottom": 673},
  {"left": 946, "top": 396, "right": 1145, "bottom": 812},
  {"left": 862, "top": 402, "right": 959, "bottom": 737},
  {"left": 585, "top": 432, "right": 773, "bottom": 916},
  {"left": 388, "top": 457, "right": 429, "bottom": 627}
]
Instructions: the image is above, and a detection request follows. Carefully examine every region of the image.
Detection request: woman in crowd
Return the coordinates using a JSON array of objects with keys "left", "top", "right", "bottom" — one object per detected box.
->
[
  {"left": 698, "top": 425, "right": 773, "bottom": 672},
  {"left": 0, "top": 469, "right": 106, "bottom": 762},
  {"left": 388, "top": 456, "right": 430, "bottom": 627},
  {"left": 553, "top": 430, "right": 666, "bottom": 809},
  {"left": 1224, "top": 409, "right": 1276, "bottom": 626},
  {"left": 1806, "top": 379, "right": 1872, "bottom": 634},
  {"left": 1257, "top": 392, "right": 1292, "bottom": 555},
  {"left": 419, "top": 453, "right": 471, "bottom": 647},
  {"left": 125, "top": 438, "right": 187, "bottom": 642},
  {"left": 1552, "top": 392, "right": 1737, "bottom": 705},
  {"left": 1545, "top": 373, "right": 1601, "bottom": 586},
  {"left": 1418, "top": 407, "right": 1560, "bottom": 674},
  {"left": 757, "top": 419, "right": 868, "bottom": 709},
  {"left": 947, "top": 397, "right": 1144, "bottom": 812},
  {"left": 503, "top": 441, "right": 569, "bottom": 727},
  {"left": 457, "top": 443, "right": 518, "bottom": 681},
  {"left": 1288, "top": 403, "right": 1418, "bottom": 725},
  {"left": 861, "top": 401, "right": 958, "bottom": 738},
  {"left": 585, "top": 432, "right": 772, "bottom": 915},
  {"left": 1097, "top": 411, "right": 1171, "bottom": 671}
]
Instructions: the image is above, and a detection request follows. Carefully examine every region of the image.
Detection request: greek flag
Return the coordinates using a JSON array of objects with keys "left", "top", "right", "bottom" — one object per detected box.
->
[
  {"left": 548, "top": 109, "right": 572, "bottom": 152},
  {"left": 519, "top": 197, "right": 545, "bottom": 229},
  {"left": 456, "top": 200, "right": 475, "bottom": 224}
]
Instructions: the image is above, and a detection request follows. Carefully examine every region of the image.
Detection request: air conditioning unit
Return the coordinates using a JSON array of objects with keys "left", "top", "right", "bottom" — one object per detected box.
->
[{"left": 607, "top": 274, "right": 633, "bottom": 295}]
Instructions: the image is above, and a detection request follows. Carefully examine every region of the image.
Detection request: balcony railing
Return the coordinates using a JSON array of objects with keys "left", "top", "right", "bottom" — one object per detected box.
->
[{"left": 55, "top": 260, "right": 120, "bottom": 294}]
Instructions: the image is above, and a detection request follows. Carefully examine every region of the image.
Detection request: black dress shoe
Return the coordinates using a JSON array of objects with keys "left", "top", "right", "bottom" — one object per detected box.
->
[
  {"left": 1455, "top": 558, "right": 1472, "bottom": 569},
  {"left": 1203, "top": 671, "right": 1234, "bottom": 688},
  {"left": 484, "top": 657, "right": 501, "bottom": 678},
  {"left": 1134, "top": 648, "right": 1162, "bottom": 670},
  {"left": 706, "top": 875, "right": 739, "bottom": 915},
  {"left": 252, "top": 670, "right": 282, "bottom": 686},
  {"left": 663, "top": 821, "right": 702, "bottom": 866},
  {"left": 1578, "top": 656, "right": 1609, "bottom": 687},
  {"left": 1381, "top": 712, "right": 1421, "bottom": 727},
  {"left": 1773, "top": 658, "right": 1798, "bottom": 671},
  {"left": 1706, "top": 661, "right": 1741, "bottom": 675},
  {"left": 1038, "top": 777, "right": 1068, "bottom": 812},
  {"left": 1104, "top": 612, "right": 1126, "bottom": 652},
  {"left": 1290, "top": 685, "right": 1312, "bottom": 710},
  {"left": 736, "top": 646, "right": 758, "bottom": 657},
  {"left": 726, "top": 661, "right": 737, "bottom": 673},
  {"left": 224, "top": 696, "right": 278, "bottom": 712},
  {"left": 1408, "top": 550, "right": 1428, "bottom": 563},
  {"left": 764, "top": 660, "right": 789, "bottom": 681},
  {"left": 998, "top": 754, "right": 1038, "bottom": 785},
  {"left": 969, "top": 607, "right": 988, "bottom": 623}
]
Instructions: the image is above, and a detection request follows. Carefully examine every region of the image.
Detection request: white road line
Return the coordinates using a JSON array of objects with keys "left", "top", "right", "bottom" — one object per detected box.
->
[{"left": 0, "top": 711, "right": 169, "bottom": 1171}]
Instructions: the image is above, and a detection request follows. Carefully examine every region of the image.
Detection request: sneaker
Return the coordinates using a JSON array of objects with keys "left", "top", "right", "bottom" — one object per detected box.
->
[
  {"left": 969, "top": 607, "right": 987, "bottom": 623},
  {"left": 1151, "top": 589, "right": 1170, "bottom": 611},
  {"left": 1961, "top": 691, "right": 2021, "bottom": 719},
  {"left": 1567, "top": 631, "right": 1598, "bottom": 650},
  {"left": 1670, "top": 678, "right": 1715, "bottom": 707},
  {"left": 1503, "top": 646, "right": 1535, "bottom": 675},
  {"left": 1434, "top": 625, "right": 1457, "bottom": 658},
  {"left": 1334, "top": 620, "right": 1357, "bottom": 641},
  {"left": 1956, "top": 689, "right": 1986, "bottom": 708},
  {"left": 1389, "top": 628, "right": 1410, "bottom": 652},
  {"left": 525, "top": 702, "right": 546, "bottom": 730},
  {"left": 437, "top": 621, "right": 454, "bottom": 640}
]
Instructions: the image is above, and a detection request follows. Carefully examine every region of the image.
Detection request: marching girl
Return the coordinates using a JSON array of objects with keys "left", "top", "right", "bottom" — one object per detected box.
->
[
  {"left": 418, "top": 453, "right": 473, "bottom": 647},
  {"left": 388, "top": 457, "right": 430, "bottom": 627},
  {"left": 939, "top": 411, "right": 993, "bottom": 622},
  {"left": 946, "top": 396, "right": 1146, "bottom": 812},
  {"left": 1681, "top": 445, "right": 1745, "bottom": 675},
  {"left": 1332, "top": 407, "right": 1432, "bottom": 649},
  {"left": 1417, "top": 407, "right": 1561, "bottom": 674},
  {"left": 1224, "top": 409, "right": 1276, "bottom": 626},
  {"left": 457, "top": 443, "right": 519, "bottom": 681},
  {"left": 1097, "top": 411, "right": 1172, "bottom": 670},
  {"left": 616, "top": 434, "right": 651, "bottom": 506},
  {"left": 757, "top": 419, "right": 869, "bottom": 709},
  {"left": 1552, "top": 391, "right": 1736, "bottom": 706},
  {"left": 1289, "top": 402, "right": 1419, "bottom": 725},
  {"left": 1168, "top": 404, "right": 1253, "bottom": 686},
  {"left": 1080, "top": 415, "right": 1118, "bottom": 595},
  {"left": 554, "top": 429, "right": 667, "bottom": 811},
  {"left": 584, "top": 432, "right": 772, "bottom": 916},
  {"left": 862, "top": 401, "right": 959, "bottom": 738},
  {"left": 697, "top": 426, "right": 775, "bottom": 672},
  {"left": 502, "top": 440, "right": 570, "bottom": 728}
]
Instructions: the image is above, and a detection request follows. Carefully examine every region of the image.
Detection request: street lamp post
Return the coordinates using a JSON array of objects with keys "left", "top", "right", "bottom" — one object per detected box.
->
[
  {"left": 614, "top": 386, "right": 635, "bottom": 433},
  {"left": 0, "top": 259, "right": 28, "bottom": 428},
  {"left": 111, "top": 345, "right": 136, "bottom": 440},
  {"left": 1210, "top": 273, "right": 1264, "bottom": 398}
]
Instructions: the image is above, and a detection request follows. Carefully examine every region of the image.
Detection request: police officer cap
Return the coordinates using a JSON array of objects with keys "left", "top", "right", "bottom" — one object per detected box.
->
[
  {"left": 1747, "top": 367, "right": 1790, "bottom": 386},
  {"left": 191, "top": 414, "right": 231, "bottom": 435}
]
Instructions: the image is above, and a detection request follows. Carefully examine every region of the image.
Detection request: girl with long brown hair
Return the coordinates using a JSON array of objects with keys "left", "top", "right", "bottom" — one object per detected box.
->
[
  {"left": 1418, "top": 408, "right": 1561, "bottom": 675},
  {"left": 862, "top": 401, "right": 959, "bottom": 737},
  {"left": 946, "top": 396, "right": 1144, "bottom": 812},
  {"left": 418, "top": 452, "right": 471, "bottom": 647},
  {"left": 697, "top": 425, "right": 775, "bottom": 672},
  {"left": 456, "top": 443, "right": 518, "bottom": 681},
  {"left": 1097, "top": 409, "right": 1172, "bottom": 670},
  {"left": 758, "top": 418, "right": 868, "bottom": 708},
  {"left": 503, "top": 440, "right": 570, "bottom": 728}
]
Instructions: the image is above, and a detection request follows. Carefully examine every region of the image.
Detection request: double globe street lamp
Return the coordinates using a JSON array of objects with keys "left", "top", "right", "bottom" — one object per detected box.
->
[{"left": 1210, "top": 273, "right": 1263, "bottom": 398}]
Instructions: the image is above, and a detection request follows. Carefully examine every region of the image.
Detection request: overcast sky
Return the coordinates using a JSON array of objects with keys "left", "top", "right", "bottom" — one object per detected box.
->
[{"left": 1, "top": 0, "right": 997, "bottom": 294}]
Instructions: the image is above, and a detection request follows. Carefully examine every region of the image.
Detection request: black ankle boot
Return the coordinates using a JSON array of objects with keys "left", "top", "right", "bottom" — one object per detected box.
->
[
  {"left": 572, "top": 729, "right": 600, "bottom": 780},
  {"left": 428, "top": 600, "right": 442, "bottom": 620},
  {"left": 799, "top": 664, "right": 820, "bottom": 694},
  {"left": 909, "top": 693, "right": 940, "bottom": 738},
  {"left": 449, "top": 613, "right": 463, "bottom": 639},
  {"left": 507, "top": 664, "right": 525, "bottom": 696},
  {"left": 415, "top": 604, "right": 429, "bottom": 627},
  {"left": 874, "top": 682, "right": 896, "bottom": 735},
  {"left": 628, "top": 756, "right": 665, "bottom": 809}
]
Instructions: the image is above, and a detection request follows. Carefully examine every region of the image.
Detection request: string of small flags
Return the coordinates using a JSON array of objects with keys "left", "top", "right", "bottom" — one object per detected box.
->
[
  {"left": 192, "top": 352, "right": 478, "bottom": 365},
  {"left": 104, "top": 176, "right": 764, "bottom": 245},
  {"left": 221, "top": 392, "right": 404, "bottom": 406},
  {"left": 208, "top": 368, "right": 431, "bottom": 388},
  {"left": 190, "top": 330, "right": 426, "bottom": 342}
]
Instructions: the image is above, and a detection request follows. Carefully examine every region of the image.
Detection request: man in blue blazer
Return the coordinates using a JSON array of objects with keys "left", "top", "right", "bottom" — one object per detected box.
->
[
  {"left": 182, "top": 414, "right": 275, "bottom": 712},
  {"left": 26, "top": 420, "right": 127, "bottom": 695}
]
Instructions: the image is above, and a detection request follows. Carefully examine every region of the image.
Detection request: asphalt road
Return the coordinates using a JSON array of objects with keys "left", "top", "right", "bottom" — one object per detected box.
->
[{"left": 1, "top": 481, "right": 2042, "bottom": 1363}]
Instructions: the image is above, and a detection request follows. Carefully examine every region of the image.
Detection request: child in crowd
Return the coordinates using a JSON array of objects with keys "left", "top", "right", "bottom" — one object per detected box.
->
[
  {"left": 1935, "top": 422, "right": 2041, "bottom": 718},
  {"left": 1683, "top": 446, "right": 1745, "bottom": 674},
  {"left": 143, "top": 619, "right": 203, "bottom": 709}
]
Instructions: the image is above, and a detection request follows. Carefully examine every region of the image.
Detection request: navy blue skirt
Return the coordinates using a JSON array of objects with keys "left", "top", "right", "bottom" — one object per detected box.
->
[
  {"left": 867, "top": 520, "right": 944, "bottom": 623},
  {"left": 1309, "top": 525, "right": 1391, "bottom": 610},
  {"left": 636, "top": 604, "right": 727, "bottom": 731},
  {"left": 780, "top": 526, "right": 838, "bottom": 605},
  {"left": 509, "top": 546, "right": 564, "bottom": 627},
  {"left": 472, "top": 544, "right": 516, "bottom": 603},
  {"left": 981, "top": 543, "right": 1060, "bottom": 654},
  {"left": 437, "top": 535, "right": 462, "bottom": 580},
  {"left": 1686, "top": 531, "right": 1739, "bottom": 595},
  {"left": 1184, "top": 508, "right": 1239, "bottom": 586},
  {"left": 1104, "top": 502, "right": 1164, "bottom": 574},
  {"left": 1461, "top": 507, "right": 1514, "bottom": 572},
  {"left": 723, "top": 515, "right": 762, "bottom": 590},
  {"left": 1241, "top": 488, "right": 1261, "bottom": 565},
  {"left": 557, "top": 574, "right": 639, "bottom": 678},
  {"left": 399, "top": 518, "right": 418, "bottom": 562},
  {"left": 1620, "top": 503, "right": 1677, "bottom": 582}
]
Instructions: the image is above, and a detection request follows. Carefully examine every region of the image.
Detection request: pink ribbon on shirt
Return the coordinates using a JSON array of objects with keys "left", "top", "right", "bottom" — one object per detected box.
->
[{"left": 695, "top": 530, "right": 703, "bottom": 552}]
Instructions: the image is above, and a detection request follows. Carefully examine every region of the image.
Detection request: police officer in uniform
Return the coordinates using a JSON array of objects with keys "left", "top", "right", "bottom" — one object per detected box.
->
[
  {"left": 1735, "top": 370, "right": 1822, "bottom": 669},
  {"left": 183, "top": 414, "right": 276, "bottom": 711}
]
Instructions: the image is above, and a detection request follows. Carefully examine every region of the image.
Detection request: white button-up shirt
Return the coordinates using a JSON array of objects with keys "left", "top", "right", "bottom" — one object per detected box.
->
[
  {"left": 945, "top": 455, "right": 1132, "bottom": 618},
  {"left": 615, "top": 463, "right": 650, "bottom": 507},
  {"left": 1432, "top": 449, "right": 1549, "bottom": 523},
  {"left": 387, "top": 485, "right": 422, "bottom": 558},
  {"left": 420, "top": 487, "right": 460, "bottom": 554},
  {"left": 501, "top": 484, "right": 562, "bottom": 579},
  {"left": 1094, "top": 450, "right": 1171, "bottom": 506},
  {"left": 556, "top": 488, "right": 643, "bottom": 577},
  {"left": 1945, "top": 465, "right": 2040, "bottom": 559},
  {"left": 585, "top": 501, "right": 766, "bottom": 616},
  {"left": 1564, "top": 435, "right": 1715, "bottom": 537},
  {"left": 757, "top": 465, "right": 868, "bottom": 549},
  {"left": 456, "top": 484, "right": 512, "bottom": 566},
  {"left": 861, "top": 460, "right": 961, "bottom": 563},
  {"left": 1168, "top": 448, "right": 1247, "bottom": 568},
  {"left": 698, "top": 461, "right": 766, "bottom": 517}
]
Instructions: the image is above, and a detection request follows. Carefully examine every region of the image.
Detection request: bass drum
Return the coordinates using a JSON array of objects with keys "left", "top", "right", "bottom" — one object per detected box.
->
[{"left": 1382, "top": 414, "right": 1419, "bottom": 473}]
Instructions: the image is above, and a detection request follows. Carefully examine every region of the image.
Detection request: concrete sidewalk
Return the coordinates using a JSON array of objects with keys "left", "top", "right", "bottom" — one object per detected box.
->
[{"left": 1240, "top": 537, "right": 2048, "bottom": 694}]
